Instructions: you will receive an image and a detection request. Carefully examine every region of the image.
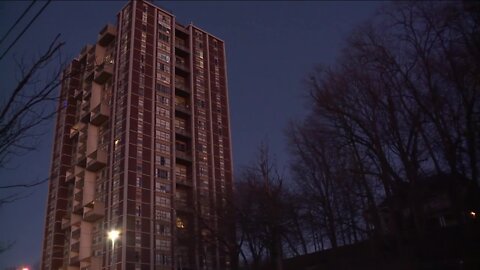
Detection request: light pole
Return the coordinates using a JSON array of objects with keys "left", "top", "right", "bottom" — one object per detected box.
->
[{"left": 108, "top": 229, "right": 120, "bottom": 269}]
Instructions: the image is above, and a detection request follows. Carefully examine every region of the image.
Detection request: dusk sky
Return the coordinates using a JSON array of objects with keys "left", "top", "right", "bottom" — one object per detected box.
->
[{"left": 0, "top": 1, "right": 383, "bottom": 268}]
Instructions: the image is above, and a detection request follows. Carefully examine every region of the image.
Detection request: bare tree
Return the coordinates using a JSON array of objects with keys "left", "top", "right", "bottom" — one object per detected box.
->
[
  {"left": 288, "top": 0, "right": 479, "bottom": 257},
  {"left": 235, "top": 143, "right": 300, "bottom": 270},
  {"left": 0, "top": 34, "right": 66, "bottom": 206}
]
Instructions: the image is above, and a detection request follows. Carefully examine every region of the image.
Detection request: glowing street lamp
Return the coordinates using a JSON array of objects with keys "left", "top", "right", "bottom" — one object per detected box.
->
[{"left": 108, "top": 229, "right": 120, "bottom": 268}]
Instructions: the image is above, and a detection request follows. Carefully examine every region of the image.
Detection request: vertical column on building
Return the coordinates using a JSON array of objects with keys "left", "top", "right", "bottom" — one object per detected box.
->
[
  {"left": 152, "top": 4, "right": 174, "bottom": 269},
  {"left": 42, "top": 60, "right": 81, "bottom": 270},
  {"left": 191, "top": 27, "right": 214, "bottom": 270},
  {"left": 207, "top": 35, "right": 233, "bottom": 269},
  {"left": 109, "top": 3, "right": 132, "bottom": 269},
  {"left": 172, "top": 22, "right": 196, "bottom": 270}
]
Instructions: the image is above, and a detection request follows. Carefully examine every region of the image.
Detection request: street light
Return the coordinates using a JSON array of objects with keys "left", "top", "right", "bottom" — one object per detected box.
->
[{"left": 108, "top": 229, "right": 120, "bottom": 269}]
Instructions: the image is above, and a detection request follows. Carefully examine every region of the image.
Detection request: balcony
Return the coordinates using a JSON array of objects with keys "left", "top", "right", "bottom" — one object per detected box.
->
[
  {"left": 71, "top": 226, "right": 81, "bottom": 239},
  {"left": 76, "top": 145, "right": 86, "bottom": 168},
  {"left": 71, "top": 241, "right": 80, "bottom": 253},
  {"left": 74, "top": 190, "right": 83, "bottom": 202},
  {"left": 98, "top": 24, "right": 116, "bottom": 46},
  {"left": 175, "top": 62, "right": 190, "bottom": 74},
  {"left": 175, "top": 42, "right": 190, "bottom": 53},
  {"left": 71, "top": 214, "right": 82, "bottom": 226},
  {"left": 61, "top": 216, "right": 71, "bottom": 230},
  {"left": 75, "top": 178, "right": 84, "bottom": 189},
  {"left": 78, "top": 128, "right": 87, "bottom": 142},
  {"left": 84, "top": 68, "right": 94, "bottom": 82},
  {"left": 176, "top": 150, "right": 192, "bottom": 162},
  {"left": 175, "top": 128, "right": 191, "bottom": 139},
  {"left": 176, "top": 178, "right": 192, "bottom": 187},
  {"left": 80, "top": 107, "right": 90, "bottom": 123},
  {"left": 86, "top": 149, "right": 107, "bottom": 172},
  {"left": 81, "top": 99, "right": 90, "bottom": 111},
  {"left": 90, "top": 103, "right": 109, "bottom": 126},
  {"left": 94, "top": 62, "right": 113, "bottom": 84},
  {"left": 176, "top": 200, "right": 193, "bottom": 213},
  {"left": 75, "top": 153, "right": 86, "bottom": 168},
  {"left": 65, "top": 169, "right": 75, "bottom": 183},
  {"left": 83, "top": 200, "right": 105, "bottom": 222},
  {"left": 70, "top": 122, "right": 84, "bottom": 139},
  {"left": 175, "top": 103, "right": 191, "bottom": 115},
  {"left": 73, "top": 202, "right": 83, "bottom": 214},
  {"left": 69, "top": 127, "right": 79, "bottom": 139},
  {"left": 69, "top": 254, "right": 80, "bottom": 267},
  {"left": 74, "top": 88, "right": 83, "bottom": 100},
  {"left": 83, "top": 88, "right": 92, "bottom": 101}
]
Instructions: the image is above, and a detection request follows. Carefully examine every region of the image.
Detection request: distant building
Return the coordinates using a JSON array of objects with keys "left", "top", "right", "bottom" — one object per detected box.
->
[{"left": 41, "top": 1, "right": 234, "bottom": 269}]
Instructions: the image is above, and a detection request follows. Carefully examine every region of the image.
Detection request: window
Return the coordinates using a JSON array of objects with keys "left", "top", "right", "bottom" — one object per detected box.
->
[
  {"left": 175, "top": 164, "right": 187, "bottom": 181},
  {"left": 156, "top": 169, "right": 169, "bottom": 179},
  {"left": 160, "top": 156, "right": 170, "bottom": 166},
  {"left": 136, "top": 177, "right": 142, "bottom": 187},
  {"left": 176, "top": 217, "right": 186, "bottom": 229},
  {"left": 175, "top": 117, "right": 186, "bottom": 131},
  {"left": 158, "top": 33, "right": 170, "bottom": 43},
  {"left": 158, "top": 52, "right": 170, "bottom": 63},
  {"left": 157, "top": 184, "right": 171, "bottom": 193}
]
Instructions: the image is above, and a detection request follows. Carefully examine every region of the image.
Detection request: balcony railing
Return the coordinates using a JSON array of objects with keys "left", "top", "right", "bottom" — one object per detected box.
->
[
  {"left": 175, "top": 128, "right": 191, "bottom": 139},
  {"left": 94, "top": 62, "right": 113, "bottom": 84},
  {"left": 176, "top": 201, "right": 193, "bottom": 212},
  {"left": 90, "top": 103, "right": 109, "bottom": 126},
  {"left": 175, "top": 84, "right": 190, "bottom": 94},
  {"left": 175, "top": 62, "right": 190, "bottom": 73},
  {"left": 83, "top": 200, "right": 105, "bottom": 222},
  {"left": 175, "top": 103, "right": 191, "bottom": 115},
  {"left": 175, "top": 42, "right": 190, "bottom": 53},
  {"left": 176, "top": 178, "right": 192, "bottom": 187},
  {"left": 86, "top": 149, "right": 107, "bottom": 172},
  {"left": 98, "top": 24, "right": 116, "bottom": 46}
]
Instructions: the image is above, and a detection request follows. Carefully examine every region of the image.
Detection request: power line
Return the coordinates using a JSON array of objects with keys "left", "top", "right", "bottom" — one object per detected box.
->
[
  {"left": 0, "top": 0, "right": 52, "bottom": 62},
  {"left": 0, "top": 0, "right": 38, "bottom": 46}
]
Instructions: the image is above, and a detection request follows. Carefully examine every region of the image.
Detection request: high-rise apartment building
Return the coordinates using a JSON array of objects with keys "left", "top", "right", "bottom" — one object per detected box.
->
[{"left": 41, "top": 1, "right": 234, "bottom": 269}]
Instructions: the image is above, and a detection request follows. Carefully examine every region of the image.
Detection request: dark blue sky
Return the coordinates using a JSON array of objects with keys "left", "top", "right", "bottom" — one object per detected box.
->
[{"left": 0, "top": 1, "right": 383, "bottom": 268}]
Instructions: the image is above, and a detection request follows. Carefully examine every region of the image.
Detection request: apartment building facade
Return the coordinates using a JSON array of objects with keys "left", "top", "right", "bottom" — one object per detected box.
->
[{"left": 41, "top": 1, "right": 234, "bottom": 269}]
